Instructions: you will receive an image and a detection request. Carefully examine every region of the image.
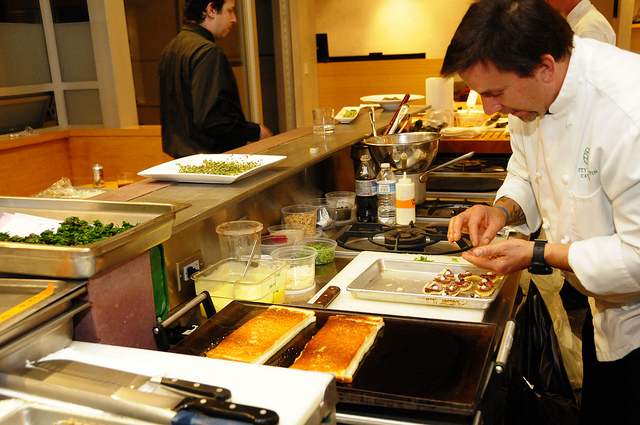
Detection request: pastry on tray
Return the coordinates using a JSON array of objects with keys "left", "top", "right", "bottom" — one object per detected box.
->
[
  {"left": 205, "top": 305, "right": 315, "bottom": 364},
  {"left": 475, "top": 278, "right": 497, "bottom": 298}
]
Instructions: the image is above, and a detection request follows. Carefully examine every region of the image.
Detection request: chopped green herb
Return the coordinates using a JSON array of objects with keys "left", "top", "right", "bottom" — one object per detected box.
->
[
  {"left": 306, "top": 242, "right": 335, "bottom": 265},
  {"left": 0, "top": 216, "right": 137, "bottom": 246},
  {"left": 413, "top": 256, "right": 434, "bottom": 262},
  {"left": 177, "top": 157, "right": 262, "bottom": 175}
]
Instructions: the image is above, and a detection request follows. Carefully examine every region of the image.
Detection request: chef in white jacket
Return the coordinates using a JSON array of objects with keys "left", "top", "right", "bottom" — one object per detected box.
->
[{"left": 441, "top": 0, "right": 640, "bottom": 424}]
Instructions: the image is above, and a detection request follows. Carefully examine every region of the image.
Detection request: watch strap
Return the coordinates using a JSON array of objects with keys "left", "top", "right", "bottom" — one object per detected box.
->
[{"left": 528, "top": 239, "right": 553, "bottom": 275}]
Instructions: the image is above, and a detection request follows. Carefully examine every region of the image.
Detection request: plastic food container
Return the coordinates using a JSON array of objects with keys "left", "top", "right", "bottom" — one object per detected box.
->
[
  {"left": 267, "top": 223, "right": 306, "bottom": 245},
  {"left": 281, "top": 205, "right": 318, "bottom": 237},
  {"left": 455, "top": 109, "right": 486, "bottom": 127},
  {"left": 261, "top": 234, "right": 294, "bottom": 256},
  {"left": 192, "top": 258, "right": 286, "bottom": 313},
  {"left": 297, "top": 237, "right": 337, "bottom": 265},
  {"left": 325, "top": 191, "right": 357, "bottom": 225},
  {"left": 271, "top": 245, "right": 318, "bottom": 293},
  {"left": 216, "top": 220, "right": 263, "bottom": 260},
  {"left": 304, "top": 198, "right": 335, "bottom": 230}
]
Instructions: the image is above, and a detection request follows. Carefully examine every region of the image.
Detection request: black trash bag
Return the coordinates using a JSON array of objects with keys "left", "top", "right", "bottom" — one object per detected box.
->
[{"left": 504, "top": 282, "right": 580, "bottom": 425}]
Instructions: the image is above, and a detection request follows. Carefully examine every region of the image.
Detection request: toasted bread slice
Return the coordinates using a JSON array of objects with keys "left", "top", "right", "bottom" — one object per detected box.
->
[
  {"left": 289, "top": 315, "right": 384, "bottom": 383},
  {"left": 206, "top": 305, "right": 315, "bottom": 364}
]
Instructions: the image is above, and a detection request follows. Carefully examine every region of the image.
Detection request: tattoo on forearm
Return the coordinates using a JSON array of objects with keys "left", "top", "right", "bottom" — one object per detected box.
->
[{"left": 507, "top": 205, "right": 526, "bottom": 226}]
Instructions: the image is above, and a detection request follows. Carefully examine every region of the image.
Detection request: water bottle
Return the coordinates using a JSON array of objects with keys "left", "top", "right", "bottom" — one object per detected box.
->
[
  {"left": 355, "top": 154, "right": 377, "bottom": 222},
  {"left": 376, "top": 163, "right": 397, "bottom": 225}
]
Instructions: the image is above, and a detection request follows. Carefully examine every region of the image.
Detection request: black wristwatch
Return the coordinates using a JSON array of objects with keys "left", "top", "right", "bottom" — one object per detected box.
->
[{"left": 528, "top": 239, "right": 553, "bottom": 275}]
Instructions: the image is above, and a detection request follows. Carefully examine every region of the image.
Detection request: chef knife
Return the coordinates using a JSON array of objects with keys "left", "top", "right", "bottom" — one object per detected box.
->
[
  {"left": 2, "top": 363, "right": 279, "bottom": 425},
  {"left": 34, "top": 359, "right": 231, "bottom": 400}
]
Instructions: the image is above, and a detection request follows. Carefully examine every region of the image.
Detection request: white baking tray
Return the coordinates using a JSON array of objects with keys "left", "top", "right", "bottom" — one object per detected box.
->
[{"left": 346, "top": 258, "right": 503, "bottom": 309}]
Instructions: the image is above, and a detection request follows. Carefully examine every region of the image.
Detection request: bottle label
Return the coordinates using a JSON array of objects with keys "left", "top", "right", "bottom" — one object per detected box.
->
[
  {"left": 377, "top": 182, "right": 396, "bottom": 194},
  {"left": 356, "top": 180, "right": 376, "bottom": 196},
  {"left": 396, "top": 198, "right": 415, "bottom": 209}
]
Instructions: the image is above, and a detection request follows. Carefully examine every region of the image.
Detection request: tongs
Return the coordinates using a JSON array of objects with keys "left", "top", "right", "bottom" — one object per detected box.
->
[
  {"left": 386, "top": 104, "right": 411, "bottom": 135},
  {"left": 383, "top": 93, "right": 411, "bottom": 135}
]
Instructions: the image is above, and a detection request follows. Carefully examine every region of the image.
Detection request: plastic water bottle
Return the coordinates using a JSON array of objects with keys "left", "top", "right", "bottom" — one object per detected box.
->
[{"left": 376, "top": 163, "right": 397, "bottom": 225}]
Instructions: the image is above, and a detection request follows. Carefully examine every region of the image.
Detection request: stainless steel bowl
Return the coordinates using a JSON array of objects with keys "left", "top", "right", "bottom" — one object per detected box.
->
[{"left": 363, "top": 132, "right": 440, "bottom": 173}]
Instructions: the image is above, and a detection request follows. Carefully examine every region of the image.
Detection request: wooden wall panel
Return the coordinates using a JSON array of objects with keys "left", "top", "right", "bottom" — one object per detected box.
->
[
  {"left": 317, "top": 58, "right": 444, "bottom": 112},
  {"left": 0, "top": 139, "right": 72, "bottom": 197}
]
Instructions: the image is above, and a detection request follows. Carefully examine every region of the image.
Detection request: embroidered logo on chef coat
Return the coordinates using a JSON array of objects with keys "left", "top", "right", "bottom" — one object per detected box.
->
[{"left": 578, "top": 147, "right": 598, "bottom": 181}]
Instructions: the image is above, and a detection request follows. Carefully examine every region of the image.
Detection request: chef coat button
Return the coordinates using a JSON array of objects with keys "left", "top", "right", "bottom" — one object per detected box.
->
[
  {"left": 561, "top": 236, "right": 570, "bottom": 244},
  {"left": 562, "top": 175, "right": 569, "bottom": 184},
  {"left": 536, "top": 172, "right": 542, "bottom": 179},
  {"left": 542, "top": 223, "right": 550, "bottom": 230}
]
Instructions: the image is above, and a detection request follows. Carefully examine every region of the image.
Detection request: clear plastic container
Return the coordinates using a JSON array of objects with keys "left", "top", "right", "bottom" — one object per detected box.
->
[
  {"left": 325, "top": 191, "right": 357, "bottom": 226},
  {"left": 216, "top": 220, "right": 263, "bottom": 260},
  {"left": 305, "top": 198, "right": 335, "bottom": 230},
  {"left": 261, "top": 234, "right": 294, "bottom": 256},
  {"left": 267, "top": 223, "right": 306, "bottom": 244},
  {"left": 271, "top": 245, "right": 318, "bottom": 293},
  {"left": 281, "top": 205, "right": 318, "bottom": 237},
  {"left": 376, "top": 163, "right": 397, "bottom": 225},
  {"left": 192, "top": 258, "right": 286, "bottom": 314},
  {"left": 297, "top": 237, "right": 336, "bottom": 265}
]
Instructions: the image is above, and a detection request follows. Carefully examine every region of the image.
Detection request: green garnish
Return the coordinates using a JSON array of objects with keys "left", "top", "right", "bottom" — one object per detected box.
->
[
  {"left": 343, "top": 109, "right": 357, "bottom": 118},
  {"left": 306, "top": 242, "right": 334, "bottom": 265},
  {"left": 0, "top": 216, "right": 137, "bottom": 246},
  {"left": 413, "top": 256, "right": 434, "bottom": 262},
  {"left": 177, "top": 157, "right": 262, "bottom": 175}
]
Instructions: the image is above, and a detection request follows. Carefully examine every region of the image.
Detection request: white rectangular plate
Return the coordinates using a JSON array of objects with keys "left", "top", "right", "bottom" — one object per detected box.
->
[
  {"left": 335, "top": 106, "right": 360, "bottom": 123},
  {"left": 138, "top": 154, "right": 287, "bottom": 184}
]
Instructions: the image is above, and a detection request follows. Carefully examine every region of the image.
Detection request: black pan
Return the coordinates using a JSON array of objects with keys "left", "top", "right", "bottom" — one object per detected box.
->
[{"left": 170, "top": 301, "right": 497, "bottom": 416}]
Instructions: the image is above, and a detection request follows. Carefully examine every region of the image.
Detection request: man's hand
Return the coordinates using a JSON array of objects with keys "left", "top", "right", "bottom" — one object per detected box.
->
[
  {"left": 259, "top": 125, "right": 273, "bottom": 139},
  {"left": 461, "top": 239, "right": 534, "bottom": 275},
  {"left": 447, "top": 204, "right": 507, "bottom": 247}
]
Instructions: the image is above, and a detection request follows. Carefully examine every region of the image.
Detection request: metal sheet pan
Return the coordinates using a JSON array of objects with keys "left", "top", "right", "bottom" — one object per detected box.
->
[
  {"left": 0, "top": 279, "right": 86, "bottom": 346},
  {"left": 346, "top": 258, "right": 504, "bottom": 309},
  {"left": 0, "top": 197, "right": 176, "bottom": 278},
  {"left": 170, "top": 301, "right": 497, "bottom": 416}
]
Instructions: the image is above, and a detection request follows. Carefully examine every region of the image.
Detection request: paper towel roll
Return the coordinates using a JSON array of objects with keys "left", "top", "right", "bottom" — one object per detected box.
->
[{"left": 425, "top": 77, "right": 454, "bottom": 112}]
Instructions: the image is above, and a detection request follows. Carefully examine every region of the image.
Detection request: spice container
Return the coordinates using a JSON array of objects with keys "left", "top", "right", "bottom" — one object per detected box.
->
[
  {"left": 304, "top": 198, "right": 335, "bottom": 230},
  {"left": 325, "top": 191, "right": 357, "bottom": 225},
  {"left": 281, "top": 205, "right": 318, "bottom": 237},
  {"left": 271, "top": 245, "right": 317, "bottom": 293},
  {"left": 297, "top": 237, "right": 337, "bottom": 265},
  {"left": 192, "top": 258, "right": 286, "bottom": 314},
  {"left": 215, "top": 220, "right": 263, "bottom": 260},
  {"left": 267, "top": 224, "right": 306, "bottom": 244}
]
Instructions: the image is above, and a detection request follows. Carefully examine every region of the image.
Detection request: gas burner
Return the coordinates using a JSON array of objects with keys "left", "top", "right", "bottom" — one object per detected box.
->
[
  {"left": 382, "top": 226, "right": 429, "bottom": 249},
  {"left": 336, "top": 222, "right": 472, "bottom": 255},
  {"left": 417, "top": 199, "right": 490, "bottom": 218},
  {"left": 450, "top": 159, "right": 485, "bottom": 171}
]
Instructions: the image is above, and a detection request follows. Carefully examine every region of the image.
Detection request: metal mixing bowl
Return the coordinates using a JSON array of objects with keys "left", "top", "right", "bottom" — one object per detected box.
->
[{"left": 363, "top": 132, "right": 440, "bottom": 173}]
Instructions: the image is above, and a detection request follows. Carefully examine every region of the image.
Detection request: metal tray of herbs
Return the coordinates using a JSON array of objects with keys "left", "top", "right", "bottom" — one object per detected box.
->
[
  {"left": 346, "top": 258, "right": 504, "bottom": 310},
  {"left": 0, "top": 197, "right": 175, "bottom": 279}
]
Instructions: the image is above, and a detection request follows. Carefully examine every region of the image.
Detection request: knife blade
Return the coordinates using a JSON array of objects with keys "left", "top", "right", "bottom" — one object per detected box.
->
[
  {"left": 35, "top": 359, "right": 231, "bottom": 400},
  {"left": 5, "top": 362, "right": 279, "bottom": 425}
]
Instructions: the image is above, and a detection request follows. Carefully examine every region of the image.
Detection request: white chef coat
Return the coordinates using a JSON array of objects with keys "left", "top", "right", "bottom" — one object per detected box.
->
[
  {"left": 497, "top": 37, "right": 640, "bottom": 362},
  {"left": 568, "top": 0, "right": 616, "bottom": 45}
]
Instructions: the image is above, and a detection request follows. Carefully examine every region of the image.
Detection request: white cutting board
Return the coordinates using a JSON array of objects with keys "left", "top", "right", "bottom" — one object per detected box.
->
[
  {"left": 39, "top": 342, "right": 335, "bottom": 425},
  {"left": 309, "top": 251, "right": 486, "bottom": 323}
]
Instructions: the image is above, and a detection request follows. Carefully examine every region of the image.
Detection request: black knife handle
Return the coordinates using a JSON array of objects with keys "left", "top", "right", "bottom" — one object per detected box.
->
[
  {"left": 179, "top": 397, "right": 279, "bottom": 425},
  {"left": 159, "top": 377, "right": 231, "bottom": 400}
]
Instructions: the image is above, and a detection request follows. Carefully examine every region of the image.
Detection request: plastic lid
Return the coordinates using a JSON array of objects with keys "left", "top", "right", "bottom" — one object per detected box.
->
[
  {"left": 216, "top": 220, "right": 263, "bottom": 236},
  {"left": 381, "top": 163, "right": 390, "bottom": 168},
  {"left": 360, "top": 154, "right": 371, "bottom": 161}
]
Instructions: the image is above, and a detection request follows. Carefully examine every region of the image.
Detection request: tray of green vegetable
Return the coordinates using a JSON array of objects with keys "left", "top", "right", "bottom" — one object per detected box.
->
[{"left": 0, "top": 197, "right": 175, "bottom": 278}]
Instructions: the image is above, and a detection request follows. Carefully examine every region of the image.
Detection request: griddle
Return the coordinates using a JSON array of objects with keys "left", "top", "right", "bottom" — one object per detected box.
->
[{"left": 170, "top": 301, "right": 497, "bottom": 416}]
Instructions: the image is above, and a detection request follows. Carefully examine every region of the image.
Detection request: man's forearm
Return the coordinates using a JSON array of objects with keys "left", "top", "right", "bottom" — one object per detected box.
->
[{"left": 494, "top": 197, "right": 527, "bottom": 226}]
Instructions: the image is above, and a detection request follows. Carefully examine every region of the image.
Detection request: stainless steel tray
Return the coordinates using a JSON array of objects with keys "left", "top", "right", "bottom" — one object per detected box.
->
[
  {"left": 0, "top": 197, "right": 176, "bottom": 278},
  {"left": 346, "top": 258, "right": 504, "bottom": 309},
  {"left": 0, "top": 279, "right": 86, "bottom": 346}
]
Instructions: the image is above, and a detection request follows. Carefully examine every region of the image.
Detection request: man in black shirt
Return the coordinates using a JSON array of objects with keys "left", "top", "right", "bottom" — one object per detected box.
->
[{"left": 159, "top": 0, "right": 272, "bottom": 158}]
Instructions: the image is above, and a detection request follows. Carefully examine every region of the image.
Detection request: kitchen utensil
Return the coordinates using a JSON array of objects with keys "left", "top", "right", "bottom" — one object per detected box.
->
[
  {"left": 419, "top": 151, "right": 475, "bottom": 183},
  {"left": 382, "top": 94, "right": 410, "bottom": 135},
  {"left": 368, "top": 108, "right": 377, "bottom": 136},
  {"left": 2, "top": 361, "right": 279, "bottom": 425},
  {"left": 386, "top": 104, "right": 410, "bottom": 135},
  {"left": 237, "top": 239, "right": 258, "bottom": 282},
  {"left": 312, "top": 285, "right": 341, "bottom": 307},
  {"left": 363, "top": 132, "right": 440, "bottom": 173}
]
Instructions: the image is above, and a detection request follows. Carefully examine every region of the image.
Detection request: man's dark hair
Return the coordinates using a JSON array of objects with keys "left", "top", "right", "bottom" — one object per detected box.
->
[
  {"left": 184, "top": 0, "right": 226, "bottom": 24},
  {"left": 441, "top": 0, "right": 573, "bottom": 78}
]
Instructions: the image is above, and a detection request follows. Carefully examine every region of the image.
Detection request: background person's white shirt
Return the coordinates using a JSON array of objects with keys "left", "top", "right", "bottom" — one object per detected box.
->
[{"left": 568, "top": 0, "right": 616, "bottom": 45}]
